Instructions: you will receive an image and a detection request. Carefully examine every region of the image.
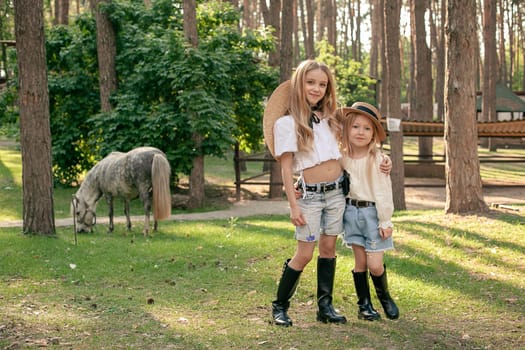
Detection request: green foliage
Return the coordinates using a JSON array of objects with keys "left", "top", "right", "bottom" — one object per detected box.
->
[
  {"left": 47, "top": 0, "right": 276, "bottom": 184},
  {"left": 0, "top": 47, "right": 19, "bottom": 130},
  {"left": 46, "top": 15, "right": 101, "bottom": 185},
  {"left": 336, "top": 61, "right": 377, "bottom": 106},
  {"left": 0, "top": 80, "right": 18, "bottom": 128},
  {"left": 316, "top": 40, "right": 377, "bottom": 107}
]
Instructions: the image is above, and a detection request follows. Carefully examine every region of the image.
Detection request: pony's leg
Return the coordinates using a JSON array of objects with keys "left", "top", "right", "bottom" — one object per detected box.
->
[
  {"left": 141, "top": 192, "right": 152, "bottom": 237},
  {"left": 124, "top": 200, "right": 132, "bottom": 231},
  {"left": 143, "top": 211, "right": 150, "bottom": 236},
  {"left": 106, "top": 195, "right": 114, "bottom": 233}
]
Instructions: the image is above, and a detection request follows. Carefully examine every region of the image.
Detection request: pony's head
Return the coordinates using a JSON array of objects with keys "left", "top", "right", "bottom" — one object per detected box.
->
[{"left": 71, "top": 195, "right": 96, "bottom": 233}]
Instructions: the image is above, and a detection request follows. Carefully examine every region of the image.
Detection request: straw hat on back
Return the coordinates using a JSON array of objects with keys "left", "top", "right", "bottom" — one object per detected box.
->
[
  {"left": 337, "top": 102, "right": 387, "bottom": 142},
  {"left": 263, "top": 80, "right": 291, "bottom": 157}
]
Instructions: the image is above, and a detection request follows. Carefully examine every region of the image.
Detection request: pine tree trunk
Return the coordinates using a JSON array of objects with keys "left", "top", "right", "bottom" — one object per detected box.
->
[
  {"left": 383, "top": 0, "right": 406, "bottom": 211},
  {"left": 14, "top": 0, "right": 56, "bottom": 235},
  {"left": 370, "top": 0, "right": 379, "bottom": 78},
  {"left": 411, "top": 0, "right": 433, "bottom": 160},
  {"left": 444, "top": 0, "right": 488, "bottom": 213},
  {"left": 92, "top": 0, "right": 117, "bottom": 112},
  {"left": 183, "top": 0, "right": 205, "bottom": 209},
  {"left": 431, "top": 0, "right": 445, "bottom": 122},
  {"left": 482, "top": 0, "right": 497, "bottom": 150},
  {"left": 269, "top": 0, "right": 293, "bottom": 199}
]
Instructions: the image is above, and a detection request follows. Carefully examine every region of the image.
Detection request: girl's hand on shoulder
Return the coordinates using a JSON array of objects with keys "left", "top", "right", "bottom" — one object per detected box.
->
[
  {"left": 379, "top": 155, "right": 392, "bottom": 175},
  {"left": 379, "top": 227, "right": 393, "bottom": 240}
]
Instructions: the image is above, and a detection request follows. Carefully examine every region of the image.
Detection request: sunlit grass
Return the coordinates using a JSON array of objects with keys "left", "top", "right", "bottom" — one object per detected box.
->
[{"left": 1, "top": 210, "right": 523, "bottom": 349}]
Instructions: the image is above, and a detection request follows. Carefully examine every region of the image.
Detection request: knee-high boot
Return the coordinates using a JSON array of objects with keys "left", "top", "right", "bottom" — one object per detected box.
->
[
  {"left": 272, "top": 259, "right": 302, "bottom": 326},
  {"left": 371, "top": 264, "right": 399, "bottom": 320},
  {"left": 352, "top": 270, "right": 380, "bottom": 320},
  {"left": 316, "top": 257, "right": 347, "bottom": 324}
]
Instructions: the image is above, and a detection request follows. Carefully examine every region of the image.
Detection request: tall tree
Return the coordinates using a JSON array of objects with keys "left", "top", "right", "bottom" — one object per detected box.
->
[
  {"left": 261, "top": 0, "right": 285, "bottom": 199},
  {"left": 354, "top": 0, "right": 361, "bottom": 61},
  {"left": 304, "top": 0, "right": 314, "bottom": 58},
  {"left": 383, "top": 0, "right": 406, "bottom": 210},
  {"left": 326, "top": 0, "right": 336, "bottom": 51},
  {"left": 444, "top": 0, "right": 488, "bottom": 213},
  {"left": 497, "top": 0, "right": 506, "bottom": 84},
  {"left": 260, "top": 0, "right": 281, "bottom": 67},
  {"left": 410, "top": 0, "right": 433, "bottom": 159},
  {"left": 298, "top": 0, "right": 309, "bottom": 58},
  {"left": 14, "top": 0, "right": 55, "bottom": 235},
  {"left": 379, "top": 0, "right": 387, "bottom": 110},
  {"left": 183, "top": 0, "right": 205, "bottom": 208},
  {"left": 520, "top": 2, "right": 525, "bottom": 90},
  {"left": 482, "top": 0, "right": 498, "bottom": 150},
  {"left": 431, "top": 0, "right": 446, "bottom": 121},
  {"left": 91, "top": 0, "right": 117, "bottom": 112},
  {"left": 55, "top": 0, "right": 69, "bottom": 25},
  {"left": 268, "top": 0, "right": 293, "bottom": 199},
  {"left": 370, "top": 0, "right": 381, "bottom": 86},
  {"left": 280, "top": 0, "right": 293, "bottom": 80}
]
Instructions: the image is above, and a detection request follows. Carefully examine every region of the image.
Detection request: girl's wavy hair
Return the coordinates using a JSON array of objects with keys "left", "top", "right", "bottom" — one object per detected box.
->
[{"left": 289, "top": 60, "right": 341, "bottom": 152}]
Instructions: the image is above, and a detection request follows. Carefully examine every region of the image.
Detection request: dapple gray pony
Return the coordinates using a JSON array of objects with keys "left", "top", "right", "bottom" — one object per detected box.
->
[{"left": 72, "top": 147, "right": 171, "bottom": 236}]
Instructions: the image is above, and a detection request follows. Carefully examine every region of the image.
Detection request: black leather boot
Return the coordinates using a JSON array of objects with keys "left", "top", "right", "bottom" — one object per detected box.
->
[
  {"left": 272, "top": 259, "right": 302, "bottom": 326},
  {"left": 316, "top": 257, "right": 347, "bottom": 324},
  {"left": 352, "top": 270, "right": 380, "bottom": 321},
  {"left": 371, "top": 265, "right": 399, "bottom": 320}
]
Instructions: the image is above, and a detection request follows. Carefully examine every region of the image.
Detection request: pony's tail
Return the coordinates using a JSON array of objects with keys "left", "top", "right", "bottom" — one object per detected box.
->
[{"left": 152, "top": 153, "right": 172, "bottom": 220}]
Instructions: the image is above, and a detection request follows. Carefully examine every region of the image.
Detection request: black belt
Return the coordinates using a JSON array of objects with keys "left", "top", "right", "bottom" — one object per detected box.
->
[
  {"left": 346, "top": 198, "right": 375, "bottom": 208},
  {"left": 304, "top": 179, "right": 343, "bottom": 193}
]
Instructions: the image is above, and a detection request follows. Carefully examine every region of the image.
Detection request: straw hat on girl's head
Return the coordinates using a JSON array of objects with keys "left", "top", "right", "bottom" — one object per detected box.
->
[
  {"left": 263, "top": 80, "right": 291, "bottom": 157},
  {"left": 337, "top": 102, "right": 387, "bottom": 142}
]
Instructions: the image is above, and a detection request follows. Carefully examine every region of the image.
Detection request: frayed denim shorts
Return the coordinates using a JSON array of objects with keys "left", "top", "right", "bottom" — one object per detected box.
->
[
  {"left": 295, "top": 187, "right": 345, "bottom": 242},
  {"left": 343, "top": 204, "right": 394, "bottom": 252}
]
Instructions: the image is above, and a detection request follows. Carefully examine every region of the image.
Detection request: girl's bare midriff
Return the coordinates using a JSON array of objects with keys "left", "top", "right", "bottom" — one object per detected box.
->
[{"left": 302, "top": 159, "right": 342, "bottom": 184}]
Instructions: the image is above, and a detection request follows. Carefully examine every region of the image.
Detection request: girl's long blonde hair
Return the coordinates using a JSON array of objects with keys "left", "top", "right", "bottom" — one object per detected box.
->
[{"left": 289, "top": 60, "right": 341, "bottom": 152}]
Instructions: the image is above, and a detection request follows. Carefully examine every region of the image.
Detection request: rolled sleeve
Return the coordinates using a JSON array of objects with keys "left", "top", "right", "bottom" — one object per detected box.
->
[{"left": 274, "top": 116, "right": 298, "bottom": 158}]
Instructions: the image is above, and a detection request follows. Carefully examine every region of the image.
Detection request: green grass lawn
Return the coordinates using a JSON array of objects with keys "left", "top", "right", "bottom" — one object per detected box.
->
[
  {"left": 1, "top": 137, "right": 525, "bottom": 349},
  {"left": 0, "top": 210, "right": 523, "bottom": 349}
]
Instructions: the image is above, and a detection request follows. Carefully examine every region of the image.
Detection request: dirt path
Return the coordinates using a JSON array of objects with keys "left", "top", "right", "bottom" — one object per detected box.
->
[
  {"left": 1, "top": 181, "right": 522, "bottom": 228},
  {"left": 403, "top": 182, "right": 525, "bottom": 210}
]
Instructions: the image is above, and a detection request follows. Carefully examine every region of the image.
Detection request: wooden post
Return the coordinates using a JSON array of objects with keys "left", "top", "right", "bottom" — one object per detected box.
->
[{"left": 234, "top": 143, "right": 241, "bottom": 201}]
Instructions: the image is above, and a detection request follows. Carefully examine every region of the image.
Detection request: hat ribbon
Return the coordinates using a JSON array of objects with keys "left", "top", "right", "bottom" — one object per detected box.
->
[{"left": 355, "top": 105, "right": 379, "bottom": 121}]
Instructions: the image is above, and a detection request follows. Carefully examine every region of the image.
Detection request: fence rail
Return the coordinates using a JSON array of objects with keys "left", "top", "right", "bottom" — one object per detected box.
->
[{"left": 233, "top": 144, "right": 525, "bottom": 201}]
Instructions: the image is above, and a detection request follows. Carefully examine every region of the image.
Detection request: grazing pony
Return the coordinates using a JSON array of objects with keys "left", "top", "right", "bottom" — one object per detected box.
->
[{"left": 72, "top": 147, "right": 171, "bottom": 235}]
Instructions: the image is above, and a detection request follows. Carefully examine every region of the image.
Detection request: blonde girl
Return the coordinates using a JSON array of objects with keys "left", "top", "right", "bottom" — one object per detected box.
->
[
  {"left": 263, "top": 59, "right": 347, "bottom": 326},
  {"left": 339, "top": 102, "right": 399, "bottom": 321}
]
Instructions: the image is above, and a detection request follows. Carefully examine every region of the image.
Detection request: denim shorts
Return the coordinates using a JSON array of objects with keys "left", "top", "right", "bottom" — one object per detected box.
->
[
  {"left": 342, "top": 204, "right": 394, "bottom": 252},
  {"left": 295, "top": 187, "right": 346, "bottom": 242}
]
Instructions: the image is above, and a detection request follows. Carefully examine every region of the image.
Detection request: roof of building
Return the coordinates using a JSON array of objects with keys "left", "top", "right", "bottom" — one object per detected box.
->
[
  {"left": 476, "top": 84, "right": 525, "bottom": 112},
  {"left": 382, "top": 119, "right": 525, "bottom": 137}
]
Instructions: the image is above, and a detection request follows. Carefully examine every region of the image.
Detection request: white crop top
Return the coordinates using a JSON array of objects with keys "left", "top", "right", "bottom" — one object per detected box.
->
[{"left": 273, "top": 115, "right": 341, "bottom": 173}]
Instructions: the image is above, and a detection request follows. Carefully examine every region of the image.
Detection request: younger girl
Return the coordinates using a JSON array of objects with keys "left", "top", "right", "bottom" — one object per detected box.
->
[{"left": 339, "top": 102, "right": 399, "bottom": 321}]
